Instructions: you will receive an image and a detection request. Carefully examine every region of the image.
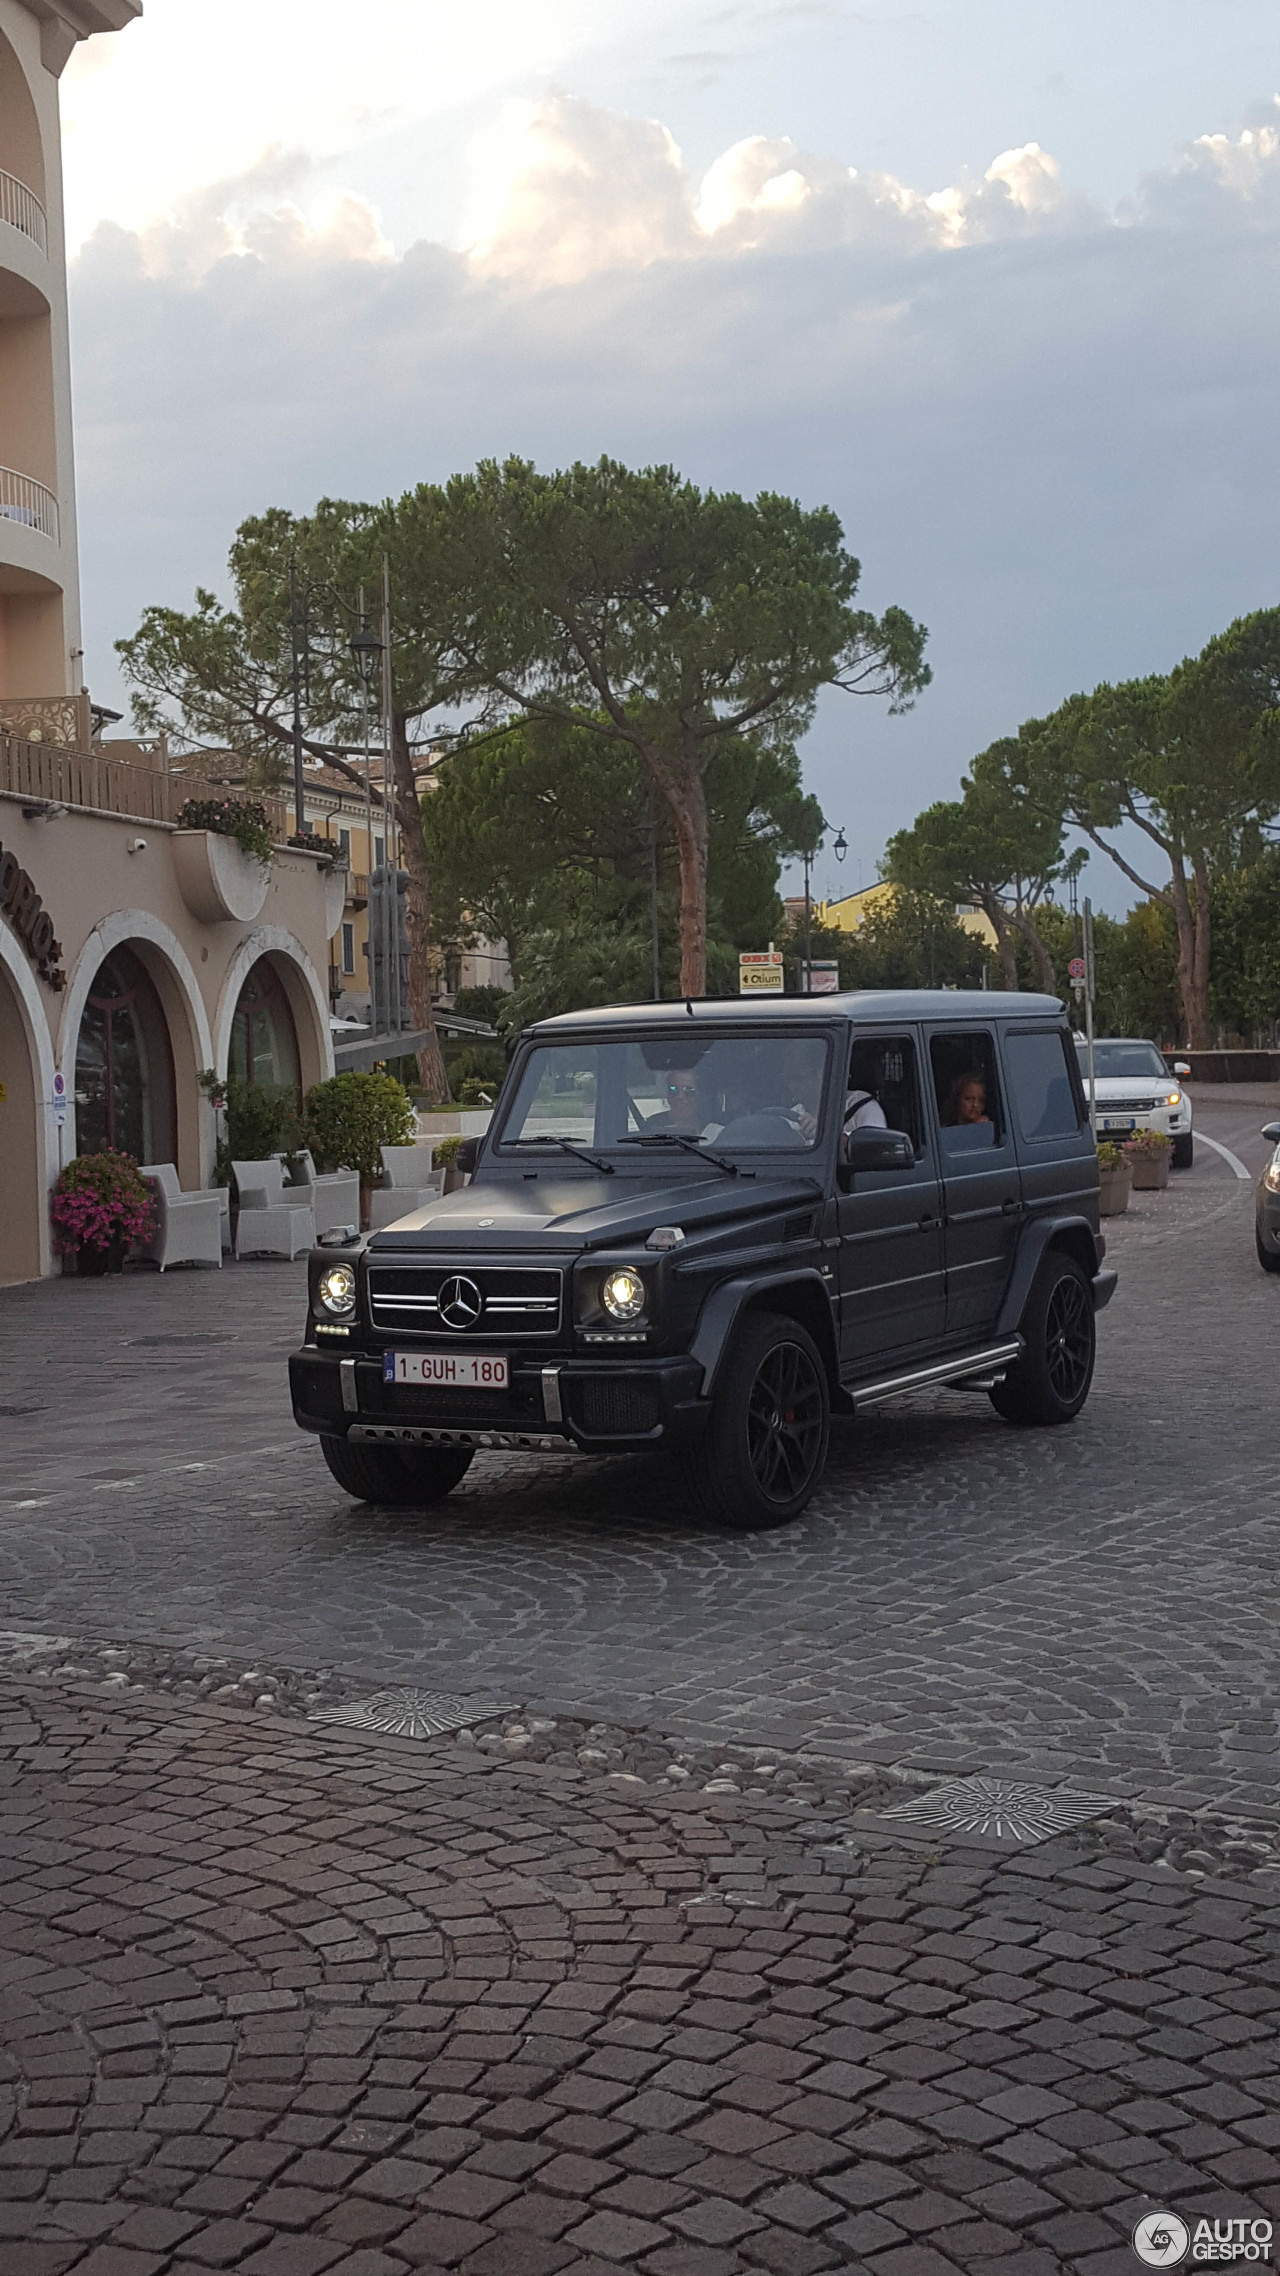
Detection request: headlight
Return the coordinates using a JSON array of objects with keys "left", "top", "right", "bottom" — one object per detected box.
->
[
  {"left": 1265, "top": 1158, "right": 1280, "bottom": 1195},
  {"left": 318, "top": 1262, "right": 357, "bottom": 1316},
  {"left": 601, "top": 1268, "right": 646, "bottom": 1322},
  {"left": 1164, "top": 1090, "right": 1182, "bottom": 1106}
]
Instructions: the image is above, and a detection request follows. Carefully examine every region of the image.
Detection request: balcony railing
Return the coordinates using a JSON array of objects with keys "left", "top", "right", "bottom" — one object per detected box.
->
[
  {"left": 0, "top": 731, "right": 290, "bottom": 839},
  {"left": 0, "top": 170, "right": 48, "bottom": 256},
  {"left": 0, "top": 466, "right": 58, "bottom": 543}
]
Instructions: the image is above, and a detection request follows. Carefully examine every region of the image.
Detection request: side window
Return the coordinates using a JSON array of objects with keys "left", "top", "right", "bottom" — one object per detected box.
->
[
  {"left": 847, "top": 1034, "right": 924, "bottom": 1151},
  {"left": 1003, "top": 1029, "right": 1083, "bottom": 1143},
  {"left": 930, "top": 1032, "right": 1003, "bottom": 1152}
]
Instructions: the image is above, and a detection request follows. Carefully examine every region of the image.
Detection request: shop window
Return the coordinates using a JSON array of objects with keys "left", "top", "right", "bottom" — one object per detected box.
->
[
  {"left": 74, "top": 945, "right": 175, "bottom": 1163},
  {"left": 229, "top": 958, "right": 301, "bottom": 1093}
]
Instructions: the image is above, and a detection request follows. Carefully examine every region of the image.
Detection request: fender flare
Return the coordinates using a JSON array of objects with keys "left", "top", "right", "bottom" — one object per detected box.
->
[
  {"left": 996, "top": 1214, "right": 1101, "bottom": 1338},
  {"left": 688, "top": 1267, "right": 838, "bottom": 1397}
]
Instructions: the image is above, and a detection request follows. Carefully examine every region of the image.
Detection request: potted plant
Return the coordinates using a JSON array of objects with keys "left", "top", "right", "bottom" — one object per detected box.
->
[
  {"left": 304, "top": 1070, "right": 416, "bottom": 1224},
  {"left": 51, "top": 1150, "right": 156, "bottom": 1275},
  {"left": 1124, "top": 1128, "right": 1172, "bottom": 1190},
  {"left": 433, "top": 1132, "right": 469, "bottom": 1193},
  {"left": 1096, "top": 1141, "right": 1132, "bottom": 1216}
]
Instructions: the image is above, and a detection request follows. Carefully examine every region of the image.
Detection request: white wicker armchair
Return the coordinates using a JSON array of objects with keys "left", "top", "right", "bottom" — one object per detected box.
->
[
  {"left": 137, "top": 1164, "right": 223, "bottom": 1271},
  {"left": 232, "top": 1158, "right": 315, "bottom": 1260},
  {"left": 366, "top": 1144, "right": 445, "bottom": 1230}
]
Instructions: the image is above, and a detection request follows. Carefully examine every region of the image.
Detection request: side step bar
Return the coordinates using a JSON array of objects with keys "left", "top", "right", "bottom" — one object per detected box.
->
[{"left": 845, "top": 1338, "right": 1023, "bottom": 1411}]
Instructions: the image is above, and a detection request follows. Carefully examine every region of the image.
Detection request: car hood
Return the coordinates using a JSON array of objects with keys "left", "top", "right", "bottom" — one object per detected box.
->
[
  {"left": 1085, "top": 1075, "right": 1176, "bottom": 1096},
  {"left": 366, "top": 1168, "right": 823, "bottom": 1251}
]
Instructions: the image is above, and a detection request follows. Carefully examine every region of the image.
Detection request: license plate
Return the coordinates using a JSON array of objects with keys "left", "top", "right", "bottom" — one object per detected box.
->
[
  {"left": 1101, "top": 1118, "right": 1136, "bottom": 1132},
  {"left": 383, "top": 1350, "right": 509, "bottom": 1389}
]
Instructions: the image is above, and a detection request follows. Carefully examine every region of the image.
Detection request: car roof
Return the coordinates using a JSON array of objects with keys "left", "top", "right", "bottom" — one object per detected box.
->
[
  {"left": 1074, "top": 1035, "right": 1162, "bottom": 1047},
  {"left": 530, "top": 989, "right": 1065, "bottom": 1034}
]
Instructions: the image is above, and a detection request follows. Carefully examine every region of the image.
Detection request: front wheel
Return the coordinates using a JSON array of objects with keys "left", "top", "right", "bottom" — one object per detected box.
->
[
  {"left": 1172, "top": 1133, "right": 1194, "bottom": 1170},
  {"left": 990, "top": 1253, "right": 1096, "bottom": 1426},
  {"left": 320, "top": 1435, "right": 474, "bottom": 1506},
  {"left": 1256, "top": 1227, "right": 1280, "bottom": 1275},
  {"left": 676, "top": 1311, "right": 830, "bottom": 1529}
]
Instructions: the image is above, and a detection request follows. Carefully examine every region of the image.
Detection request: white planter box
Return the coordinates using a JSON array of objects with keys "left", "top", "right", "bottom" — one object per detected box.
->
[{"left": 172, "top": 829, "right": 269, "bottom": 924}]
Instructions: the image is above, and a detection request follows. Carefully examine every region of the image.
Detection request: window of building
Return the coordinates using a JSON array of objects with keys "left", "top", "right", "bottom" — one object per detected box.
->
[
  {"left": 930, "top": 1031, "right": 1003, "bottom": 1150},
  {"left": 73, "top": 945, "right": 175, "bottom": 1163},
  {"left": 1003, "top": 1028, "right": 1082, "bottom": 1142},
  {"left": 341, "top": 922, "right": 355, "bottom": 975},
  {"left": 374, "top": 834, "right": 385, "bottom": 869},
  {"left": 338, "top": 828, "right": 351, "bottom": 857},
  {"left": 228, "top": 958, "right": 301, "bottom": 1093}
]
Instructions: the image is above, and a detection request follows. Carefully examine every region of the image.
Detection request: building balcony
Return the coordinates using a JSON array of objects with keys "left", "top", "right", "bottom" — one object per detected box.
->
[
  {"left": 0, "top": 170, "right": 47, "bottom": 257},
  {"left": 0, "top": 465, "right": 58, "bottom": 543},
  {"left": 0, "top": 724, "right": 291, "bottom": 836}
]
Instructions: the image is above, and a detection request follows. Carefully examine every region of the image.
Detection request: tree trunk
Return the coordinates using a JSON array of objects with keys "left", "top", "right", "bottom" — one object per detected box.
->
[
  {"left": 982, "top": 896, "right": 1020, "bottom": 989},
  {"left": 390, "top": 709, "right": 450, "bottom": 1102},
  {"left": 1167, "top": 860, "right": 1208, "bottom": 1050},
  {"left": 647, "top": 748, "right": 708, "bottom": 999},
  {"left": 1010, "top": 906, "right": 1056, "bottom": 993},
  {"left": 1190, "top": 857, "right": 1212, "bottom": 1052}
]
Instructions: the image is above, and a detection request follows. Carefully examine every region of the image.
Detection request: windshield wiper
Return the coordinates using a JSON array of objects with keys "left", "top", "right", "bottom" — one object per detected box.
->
[
  {"left": 511, "top": 1135, "right": 614, "bottom": 1174},
  {"left": 615, "top": 1133, "right": 741, "bottom": 1177}
]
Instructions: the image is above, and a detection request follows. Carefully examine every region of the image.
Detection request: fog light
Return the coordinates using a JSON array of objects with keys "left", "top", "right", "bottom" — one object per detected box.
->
[
  {"left": 318, "top": 1262, "right": 357, "bottom": 1316},
  {"left": 601, "top": 1268, "right": 645, "bottom": 1322}
]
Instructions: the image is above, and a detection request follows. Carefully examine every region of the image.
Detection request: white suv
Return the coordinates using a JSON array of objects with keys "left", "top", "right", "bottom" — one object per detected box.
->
[{"left": 1074, "top": 1035, "right": 1193, "bottom": 1168}]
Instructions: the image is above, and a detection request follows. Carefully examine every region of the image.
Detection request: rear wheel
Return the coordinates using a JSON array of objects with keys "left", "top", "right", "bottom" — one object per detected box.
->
[
  {"left": 1256, "top": 1227, "right": 1280, "bottom": 1274},
  {"left": 1172, "top": 1133, "right": 1194, "bottom": 1170},
  {"left": 990, "top": 1253, "right": 1095, "bottom": 1426},
  {"left": 677, "top": 1311, "right": 830, "bottom": 1529},
  {"left": 320, "top": 1435, "right": 474, "bottom": 1506}
]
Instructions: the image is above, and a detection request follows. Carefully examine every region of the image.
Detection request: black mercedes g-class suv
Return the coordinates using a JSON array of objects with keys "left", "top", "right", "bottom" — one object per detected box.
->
[{"left": 290, "top": 991, "right": 1116, "bottom": 1528}]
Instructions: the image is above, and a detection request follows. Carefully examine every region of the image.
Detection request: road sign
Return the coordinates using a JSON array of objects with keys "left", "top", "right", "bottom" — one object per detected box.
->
[
  {"left": 1068, "top": 956, "right": 1086, "bottom": 980},
  {"left": 739, "top": 951, "right": 784, "bottom": 995},
  {"left": 51, "top": 1070, "right": 67, "bottom": 1129},
  {"left": 802, "top": 961, "right": 839, "bottom": 994}
]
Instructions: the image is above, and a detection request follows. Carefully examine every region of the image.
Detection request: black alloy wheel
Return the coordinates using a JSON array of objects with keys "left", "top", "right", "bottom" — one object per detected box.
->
[
  {"left": 1256, "top": 1226, "right": 1280, "bottom": 1275},
  {"left": 1172, "top": 1133, "right": 1194, "bottom": 1170},
  {"left": 677, "top": 1310, "right": 831, "bottom": 1529},
  {"left": 320, "top": 1435, "right": 474, "bottom": 1506},
  {"left": 990, "top": 1253, "right": 1096, "bottom": 1426}
]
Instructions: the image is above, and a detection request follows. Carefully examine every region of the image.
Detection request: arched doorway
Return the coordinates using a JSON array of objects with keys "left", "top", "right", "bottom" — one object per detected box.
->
[
  {"left": 228, "top": 957, "right": 301, "bottom": 1093},
  {"left": 73, "top": 944, "right": 176, "bottom": 1163},
  {"left": 0, "top": 959, "right": 42, "bottom": 1282}
]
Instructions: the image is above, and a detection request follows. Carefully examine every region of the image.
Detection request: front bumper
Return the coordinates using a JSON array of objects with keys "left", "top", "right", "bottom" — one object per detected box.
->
[
  {"left": 1092, "top": 1267, "right": 1118, "bottom": 1313},
  {"left": 289, "top": 1347, "right": 710, "bottom": 1455}
]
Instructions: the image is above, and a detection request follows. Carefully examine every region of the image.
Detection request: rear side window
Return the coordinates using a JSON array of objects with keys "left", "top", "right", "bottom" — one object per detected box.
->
[
  {"left": 929, "top": 1032, "right": 1003, "bottom": 1152},
  {"left": 1003, "top": 1029, "right": 1083, "bottom": 1142}
]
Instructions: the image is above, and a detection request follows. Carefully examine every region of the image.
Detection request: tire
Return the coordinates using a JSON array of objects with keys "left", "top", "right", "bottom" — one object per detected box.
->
[
  {"left": 1256, "top": 1227, "right": 1280, "bottom": 1275},
  {"left": 320, "top": 1434, "right": 474, "bottom": 1506},
  {"left": 1172, "top": 1133, "right": 1194, "bottom": 1170},
  {"left": 989, "top": 1252, "right": 1096, "bottom": 1427},
  {"left": 676, "top": 1311, "right": 830, "bottom": 1529}
]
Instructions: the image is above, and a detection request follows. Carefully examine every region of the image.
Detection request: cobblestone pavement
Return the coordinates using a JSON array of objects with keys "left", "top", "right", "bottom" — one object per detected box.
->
[
  {"left": 1, "top": 1091, "right": 1279, "bottom": 1815},
  {"left": 3, "top": 1677, "right": 1280, "bottom": 2276}
]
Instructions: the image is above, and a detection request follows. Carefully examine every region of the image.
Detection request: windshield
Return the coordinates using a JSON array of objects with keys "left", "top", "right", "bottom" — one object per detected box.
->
[
  {"left": 1085, "top": 1041, "right": 1170, "bottom": 1080},
  {"left": 498, "top": 1035, "right": 832, "bottom": 1154}
]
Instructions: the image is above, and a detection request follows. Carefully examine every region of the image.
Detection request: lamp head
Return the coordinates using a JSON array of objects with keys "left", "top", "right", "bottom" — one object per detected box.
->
[{"left": 349, "top": 621, "right": 383, "bottom": 687}]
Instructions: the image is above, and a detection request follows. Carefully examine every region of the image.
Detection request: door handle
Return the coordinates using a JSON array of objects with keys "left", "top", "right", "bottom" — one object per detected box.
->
[
  {"left": 1001, "top": 1199, "right": 1023, "bottom": 1215},
  {"left": 918, "top": 1212, "right": 939, "bottom": 1228}
]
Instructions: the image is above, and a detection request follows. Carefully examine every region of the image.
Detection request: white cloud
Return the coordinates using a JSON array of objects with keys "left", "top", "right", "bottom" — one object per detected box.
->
[{"left": 67, "top": 95, "right": 1280, "bottom": 884}]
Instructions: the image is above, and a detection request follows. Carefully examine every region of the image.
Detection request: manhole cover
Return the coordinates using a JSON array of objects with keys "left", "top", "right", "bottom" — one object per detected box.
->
[
  {"left": 857, "top": 1774, "right": 1114, "bottom": 1847},
  {"left": 128, "top": 1333, "right": 233, "bottom": 1348},
  {"left": 0, "top": 1404, "right": 46, "bottom": 1416},
  {"left": 309, "top": 1688, "right": 504, "bottom": 1740}
]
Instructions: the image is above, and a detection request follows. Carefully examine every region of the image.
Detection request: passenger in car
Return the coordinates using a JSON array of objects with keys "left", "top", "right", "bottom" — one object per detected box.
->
[{"left": 943, "top": 1072, "right": 991, "bottom": 1126}]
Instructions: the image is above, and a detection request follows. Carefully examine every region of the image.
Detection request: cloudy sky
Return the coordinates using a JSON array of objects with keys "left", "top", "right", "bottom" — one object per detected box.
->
[{"left": 60, "top": 0, "right": 1280, "bottom": 909}]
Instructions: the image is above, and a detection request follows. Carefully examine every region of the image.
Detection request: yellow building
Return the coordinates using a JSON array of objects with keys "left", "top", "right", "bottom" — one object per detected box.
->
[{"left": 815, "top": 880, "right": 999, "bottom": 950}]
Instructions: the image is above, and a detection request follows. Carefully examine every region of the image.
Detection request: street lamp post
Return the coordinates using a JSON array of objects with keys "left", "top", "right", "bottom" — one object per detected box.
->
[{"left": 801, "top": 825, "right": 847, "bottom": 993}]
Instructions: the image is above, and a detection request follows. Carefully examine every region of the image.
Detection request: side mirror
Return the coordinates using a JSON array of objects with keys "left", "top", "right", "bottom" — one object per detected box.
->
[
  {"left": 1261, "top": 1124, "right": 1280, "bottom": 1146},
  {"left": 1173, "top": 1061, "right": 1191, "bottom": 1078},
  {"left": 839, "top": 1127, "right": 915, "bottom": 1184},
  {"left": 455, "top": 1136, "right": 479, "bottom": 1177}
]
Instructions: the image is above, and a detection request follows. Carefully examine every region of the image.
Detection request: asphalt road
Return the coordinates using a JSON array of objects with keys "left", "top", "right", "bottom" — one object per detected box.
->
[{"left": 2, "top": 1087, "right": 1278, "bottom": 1814}]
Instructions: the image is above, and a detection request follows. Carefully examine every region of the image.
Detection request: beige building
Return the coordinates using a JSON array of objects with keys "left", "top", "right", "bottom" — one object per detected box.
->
[{"left": 0, "top": 1, "right": 340, "bottom": 1285}]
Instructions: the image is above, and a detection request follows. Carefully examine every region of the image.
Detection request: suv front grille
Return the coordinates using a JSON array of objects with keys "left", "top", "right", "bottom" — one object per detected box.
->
[
  {"left": 1097, "top": 1095, "right": 1164, "bottom": 1113},
  {"left": 368, "top": 1264, "right": 563, "bottom": 1339}
]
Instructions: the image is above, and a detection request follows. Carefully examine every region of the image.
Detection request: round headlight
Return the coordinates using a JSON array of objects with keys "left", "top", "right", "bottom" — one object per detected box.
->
[
  {"left": 601, "top": 1268, "right": 645, "bottom": 1322},
  {"left": 318, "top": 1262, "right": 357, "bottom": 1316}
]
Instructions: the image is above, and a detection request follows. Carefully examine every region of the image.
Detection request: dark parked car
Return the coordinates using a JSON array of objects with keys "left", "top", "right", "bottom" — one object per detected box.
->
[
  {"left": 290, "top": 991, "right": 1116, "bottom": 1529},
  {"left": 1255, "top": 1120, "right": 1280, "bottom": 1272}
]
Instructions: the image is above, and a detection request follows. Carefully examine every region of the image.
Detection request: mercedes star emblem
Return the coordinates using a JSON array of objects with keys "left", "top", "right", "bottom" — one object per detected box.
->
[{"left": 438, "top": 1274, "right": 484, "bottom": 1330}]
